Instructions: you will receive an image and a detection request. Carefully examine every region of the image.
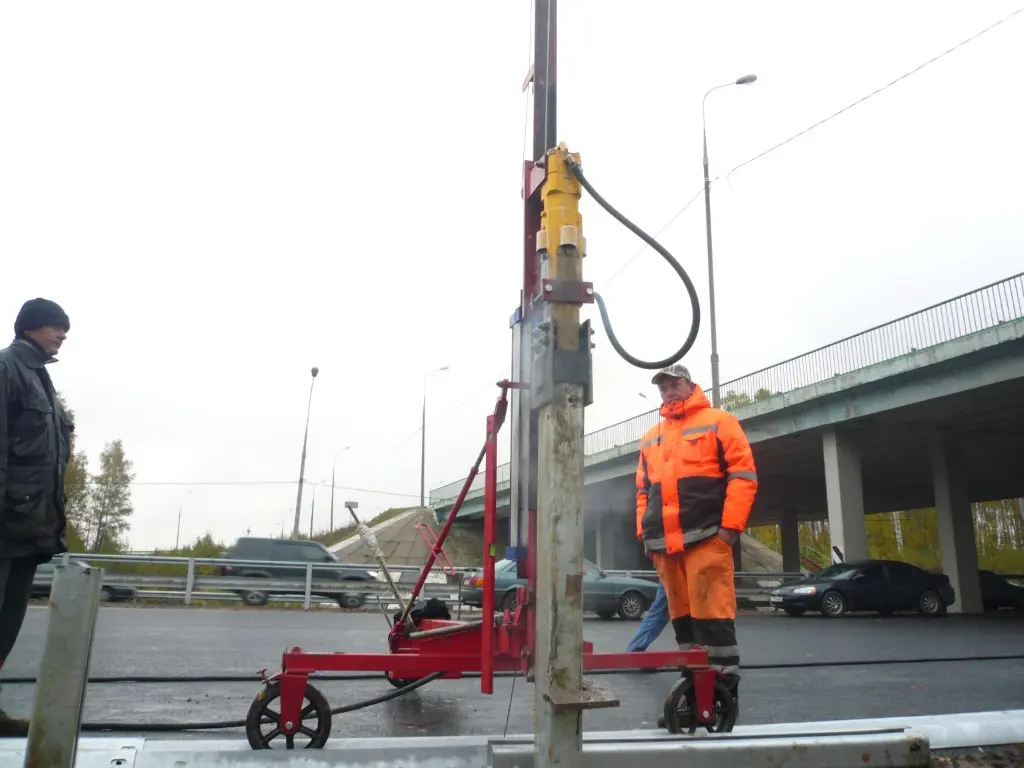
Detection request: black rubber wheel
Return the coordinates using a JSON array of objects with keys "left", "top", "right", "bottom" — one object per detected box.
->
[
  {"left": 783, "top": 607, "right": 806, "bottom": 617},
  {"left": 384, "top": 670, "right": 422, "bottom": 689},
  {"left": 99, "top": 587, "right": 113, "bottom": 602},
  {"left": 246, "top": 681, "right": 331, "bottom": 749},
  {"left": 618, "top": 591, "right": 646, "bottom": 620},
  {"left": 662, "top": 676, "right": 737, "bottom": 734},
  {"left": 820, "top": 589, "right": 847, "bottom": 618},
  {"left": 917, "top": 589, "right": 944, "bottom": 616}
]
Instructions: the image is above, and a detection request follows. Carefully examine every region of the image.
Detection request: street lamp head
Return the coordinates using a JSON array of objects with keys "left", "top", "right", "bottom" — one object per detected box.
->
[
  {"left": 735, "top": 74, "right": 757, "bottom": 85},
  {"left": 310, "top": 366, "right": 319, "bottom": 378}
]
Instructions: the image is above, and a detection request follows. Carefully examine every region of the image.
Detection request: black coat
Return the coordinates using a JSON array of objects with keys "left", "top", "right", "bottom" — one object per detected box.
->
[{"left": 0, "top": 339, "right": 72, "bottom": 560}]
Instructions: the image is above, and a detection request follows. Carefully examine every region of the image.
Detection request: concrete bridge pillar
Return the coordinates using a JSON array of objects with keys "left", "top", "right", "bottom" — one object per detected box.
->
[
  {"left": 780, "top": 509, "right": 801, "bottom": 573},
  {"left": 822, "top": 428, "right": 868, "bottom": 563},
  {"left": 932, "top": 432, "right": 983, "bottom": 614}
]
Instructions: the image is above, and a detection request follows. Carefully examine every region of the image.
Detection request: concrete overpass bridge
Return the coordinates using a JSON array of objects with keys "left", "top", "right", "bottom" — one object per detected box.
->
[{"left": 430, "top": 272, "right": 1024, "bottom": 613}]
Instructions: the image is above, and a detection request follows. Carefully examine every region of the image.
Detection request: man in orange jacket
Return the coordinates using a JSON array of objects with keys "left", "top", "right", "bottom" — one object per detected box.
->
[{"left": 636, "top": 363, "right": 757, "bottom": 718}]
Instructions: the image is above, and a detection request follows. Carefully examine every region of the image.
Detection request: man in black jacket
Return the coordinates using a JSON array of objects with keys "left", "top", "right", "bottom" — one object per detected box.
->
[{"left": 0, "top": 298, "right": 72, "bottom": 735}]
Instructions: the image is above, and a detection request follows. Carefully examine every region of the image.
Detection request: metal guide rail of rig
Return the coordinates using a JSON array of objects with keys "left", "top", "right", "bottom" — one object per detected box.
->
[{"left": 244, "top": 0, "right": 725, "bottom": 764}]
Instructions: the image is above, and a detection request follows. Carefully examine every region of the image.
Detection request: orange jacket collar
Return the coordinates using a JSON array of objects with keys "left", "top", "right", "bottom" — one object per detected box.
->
[{"left": 659, "top": 384, "right": 711, "bottom": 420}]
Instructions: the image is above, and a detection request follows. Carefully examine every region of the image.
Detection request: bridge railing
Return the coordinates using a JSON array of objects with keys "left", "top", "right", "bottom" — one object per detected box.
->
[
  {"left": 715, "top": 271, "right": 1024, "bottom": 404},
  {"left": 430, "top": 272, "right": 1024, "bottom": 508}
]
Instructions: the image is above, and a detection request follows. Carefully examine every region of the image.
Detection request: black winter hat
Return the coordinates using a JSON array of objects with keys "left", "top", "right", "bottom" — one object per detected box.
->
[{"left": 14, "top": 298, "right": 70, "bottom": 337}]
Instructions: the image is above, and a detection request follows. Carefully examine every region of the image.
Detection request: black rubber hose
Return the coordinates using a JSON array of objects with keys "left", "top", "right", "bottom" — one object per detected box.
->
[
  {"left": 78, "top": 671, "right": 444, "bottom": 733},
  {"left": 564, "top": 155, "right": 701, "bottom": 370},
  {"left": 7, "top": 652, "right": 1024, "bottom": 686}
]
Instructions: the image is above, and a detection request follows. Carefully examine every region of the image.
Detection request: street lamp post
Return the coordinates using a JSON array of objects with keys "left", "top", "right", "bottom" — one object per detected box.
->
[
  {"left": 175, "top": 490, "right": 192, "bottom": 550},
  {"left": 292, "top": 366, "right": 319, "bottom": 537},
  {"left": 703, "top": 74, "right": 757, "bottom": 408},
  {"left": 331, "top": 446, "right": 350, "bottom": 532},
  {"left": 420, "top": 366, "right": 449, "bottom": 506}
]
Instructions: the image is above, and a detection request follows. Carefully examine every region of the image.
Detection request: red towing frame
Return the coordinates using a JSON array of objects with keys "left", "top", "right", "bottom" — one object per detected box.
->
[{"left": 250, "top": 379, "right": 723, "bottom": 749}]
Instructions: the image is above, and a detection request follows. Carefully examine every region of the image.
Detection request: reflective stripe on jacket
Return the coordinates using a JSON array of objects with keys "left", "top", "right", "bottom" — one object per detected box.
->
[{"left": 635, "top": 385, "right": 758, "bottom": 555}]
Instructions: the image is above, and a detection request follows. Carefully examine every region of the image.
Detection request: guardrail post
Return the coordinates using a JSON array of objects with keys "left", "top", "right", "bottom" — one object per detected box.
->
[
  {"left": 304, "top": 563, "right": 312, "bottom": 611},
  {"left": 185, "top": 558, "right": 196, "bottom": 605},
  {"left": 23, "top": 561, "right": 103, "bottom": 768}
]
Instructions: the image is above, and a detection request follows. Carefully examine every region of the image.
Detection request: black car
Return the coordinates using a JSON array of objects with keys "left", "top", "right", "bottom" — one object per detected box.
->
[
  {"left": 31, "top": 560, "right": 136, "bottom": 603},
  {"left": 769, "top": 559, "right": 955, "bottom": 618},
  {"left": 979, "top": 569, "right": 1024, "bottom": 611},
  {"left": 219, "top": 537, "right": 378, "bottom": 608}
]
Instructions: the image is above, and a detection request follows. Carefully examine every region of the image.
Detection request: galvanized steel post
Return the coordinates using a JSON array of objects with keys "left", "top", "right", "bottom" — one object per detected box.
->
[
  {"left": 184, "top": 557, "right": 196, "bottom": 605},
  {"left": 23, "top": 561, "right": 103, "bottom": 768}
]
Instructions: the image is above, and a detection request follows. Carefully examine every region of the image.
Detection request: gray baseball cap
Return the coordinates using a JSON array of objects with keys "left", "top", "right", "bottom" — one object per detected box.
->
[{"left": 651, "top": 363, "right": 692, "bottom": 385}]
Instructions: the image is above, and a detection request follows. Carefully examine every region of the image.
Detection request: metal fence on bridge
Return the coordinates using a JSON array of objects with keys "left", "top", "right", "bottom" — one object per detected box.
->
[{"left": 430, "top": 272, "right": 1024, "bottom": 507}]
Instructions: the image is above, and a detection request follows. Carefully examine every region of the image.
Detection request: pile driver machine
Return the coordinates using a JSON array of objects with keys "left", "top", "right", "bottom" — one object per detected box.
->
[{"left": 244, "top": 1, "right": 733, "bottom": 764}]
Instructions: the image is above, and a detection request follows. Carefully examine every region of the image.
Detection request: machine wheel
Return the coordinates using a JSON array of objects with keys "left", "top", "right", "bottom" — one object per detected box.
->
[
  {"left": 662, "top": 676, "right": 737, "bottom": 734},
  {"left": 783, "top": 607, "right": 805, "bottom": 617},
  {"left": 246, "top": 681, "right": 331, "bottom": 750},
  {"left": 384, "top": 670, "right": 423, "bottom": 689},
  {"left": 820, "top": 590, "right": 847, "bottom": 618},
  {"left": 917, "top": 589, "right": 945, "bottom": 616},
  {"left": 618, "top": 591, "right": 646, "bottom": 620}
]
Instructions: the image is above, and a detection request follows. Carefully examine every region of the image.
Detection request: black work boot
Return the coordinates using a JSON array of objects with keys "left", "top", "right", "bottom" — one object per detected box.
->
[{"left": 0, "top": 710, "right": 29, "bottom": 738}]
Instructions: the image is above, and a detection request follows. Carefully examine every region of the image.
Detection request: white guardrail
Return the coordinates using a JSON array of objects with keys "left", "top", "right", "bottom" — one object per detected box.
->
[{"left": 35, "top": 553, "right": 808, "bottom": 611}]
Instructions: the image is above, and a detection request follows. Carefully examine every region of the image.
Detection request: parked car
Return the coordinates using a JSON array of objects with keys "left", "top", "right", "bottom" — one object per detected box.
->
[
  {"left": 769, "top": 559, "right": 955, "bottom": 618},
  {"left": 460, "top": 558, "right": 658, "bottom": 620},
  {"left": 218, "top": 537, "right": 377, "bottom": 608},
  {"left": 979, "top": 569, "right": 1024, "bottom": 611},
  {"left": 31, "top": 560, "right": 136, "bottom": 603}
]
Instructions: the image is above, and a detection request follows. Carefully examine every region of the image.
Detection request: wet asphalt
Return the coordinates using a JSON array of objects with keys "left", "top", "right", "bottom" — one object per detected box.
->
[{"left": 1, "top": 604, "right": 1022, "bottom": 741}]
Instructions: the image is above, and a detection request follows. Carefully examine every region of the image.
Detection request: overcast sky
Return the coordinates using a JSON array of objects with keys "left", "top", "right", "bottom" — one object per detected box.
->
[{"left": 2, "top": 2, "right": 1021, "bottom": 551}]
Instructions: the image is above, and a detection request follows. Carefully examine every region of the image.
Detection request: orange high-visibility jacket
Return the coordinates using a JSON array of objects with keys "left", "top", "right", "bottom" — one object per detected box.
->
[{"left": 635, "top": 385, "right": 758, "bottom": 555}]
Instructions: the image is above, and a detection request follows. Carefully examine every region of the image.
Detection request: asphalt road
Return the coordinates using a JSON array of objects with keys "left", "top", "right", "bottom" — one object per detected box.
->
[{"left": 1, "top": 605, "right": 1022, "bottom": 741}]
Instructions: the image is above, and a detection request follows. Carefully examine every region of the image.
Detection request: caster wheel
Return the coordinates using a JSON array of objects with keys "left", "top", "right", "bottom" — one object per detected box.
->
[
  {"left": 384, "top": 670, "right": 422, "bottom": 689},
  {"left": 662, "top": 676, "right": 737, "bottom": 734},
  {"left": 246, "top": 680, "right": 332, "bottom": 749}
]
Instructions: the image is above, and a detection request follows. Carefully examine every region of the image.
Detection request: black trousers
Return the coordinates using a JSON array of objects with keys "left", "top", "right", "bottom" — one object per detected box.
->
[{"left": 0, "top": 557, "right": 37, "bottom": 667}]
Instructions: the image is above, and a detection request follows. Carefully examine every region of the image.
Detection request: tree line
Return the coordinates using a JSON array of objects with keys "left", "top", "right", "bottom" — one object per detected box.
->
[
  {"left": 747, "top": 502, "right": 1024, "bottom": 574},
  {"left": 58, "top": 393, "right": 136, "bottom": 553}
]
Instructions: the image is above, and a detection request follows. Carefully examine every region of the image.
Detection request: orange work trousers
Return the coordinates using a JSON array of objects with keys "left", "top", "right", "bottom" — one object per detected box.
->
[{"left": 651, "top": 534, "right": 740, "bottom": 678}]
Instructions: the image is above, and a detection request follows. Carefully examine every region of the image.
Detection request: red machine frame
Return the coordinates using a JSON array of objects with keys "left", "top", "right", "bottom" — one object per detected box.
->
[{"left": 257, "top": 380, "right": 723, "bottom": 745}]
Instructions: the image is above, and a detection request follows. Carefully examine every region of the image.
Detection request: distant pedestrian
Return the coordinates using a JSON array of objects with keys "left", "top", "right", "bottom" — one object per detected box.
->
[
  {"left": 0, "top": 299, "right": 73, "bottom": 736},
  {"left": 626, "top": 581, "right": 669, "bottom": 652},
  {"left": 636, "top": 363, "right": 757, "bottom": 723}
]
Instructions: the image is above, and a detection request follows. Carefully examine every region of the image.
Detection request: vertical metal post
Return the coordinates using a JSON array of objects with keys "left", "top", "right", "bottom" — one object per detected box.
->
[
  {"left": 184, "top": 558, "right": 196, "bottom": 605},
  {"left": 293, "top": 367, "right": 319, "bottom": 537},
  {"left": 304, "top": 562, "right": 313, "bottom": 611},
  {"left": 703, "top": 134, "right": 720, "bottom": 409},
  {"left": 23, "top": 562, "right": 103, "bottom": 768}
]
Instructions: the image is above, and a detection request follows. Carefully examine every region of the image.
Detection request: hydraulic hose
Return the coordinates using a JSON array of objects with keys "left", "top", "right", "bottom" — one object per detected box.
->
[
  {"left": 77, "top": 671, "right": 444, "bottom": 733},
  {"left": 564, "top": 155, "right": 701, "bottom": 370}
]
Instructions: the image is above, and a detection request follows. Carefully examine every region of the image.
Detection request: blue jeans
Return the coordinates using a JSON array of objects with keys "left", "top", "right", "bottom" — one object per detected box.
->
[{"left": 626, "top": 582, "right": 669, "bottom": 652}]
